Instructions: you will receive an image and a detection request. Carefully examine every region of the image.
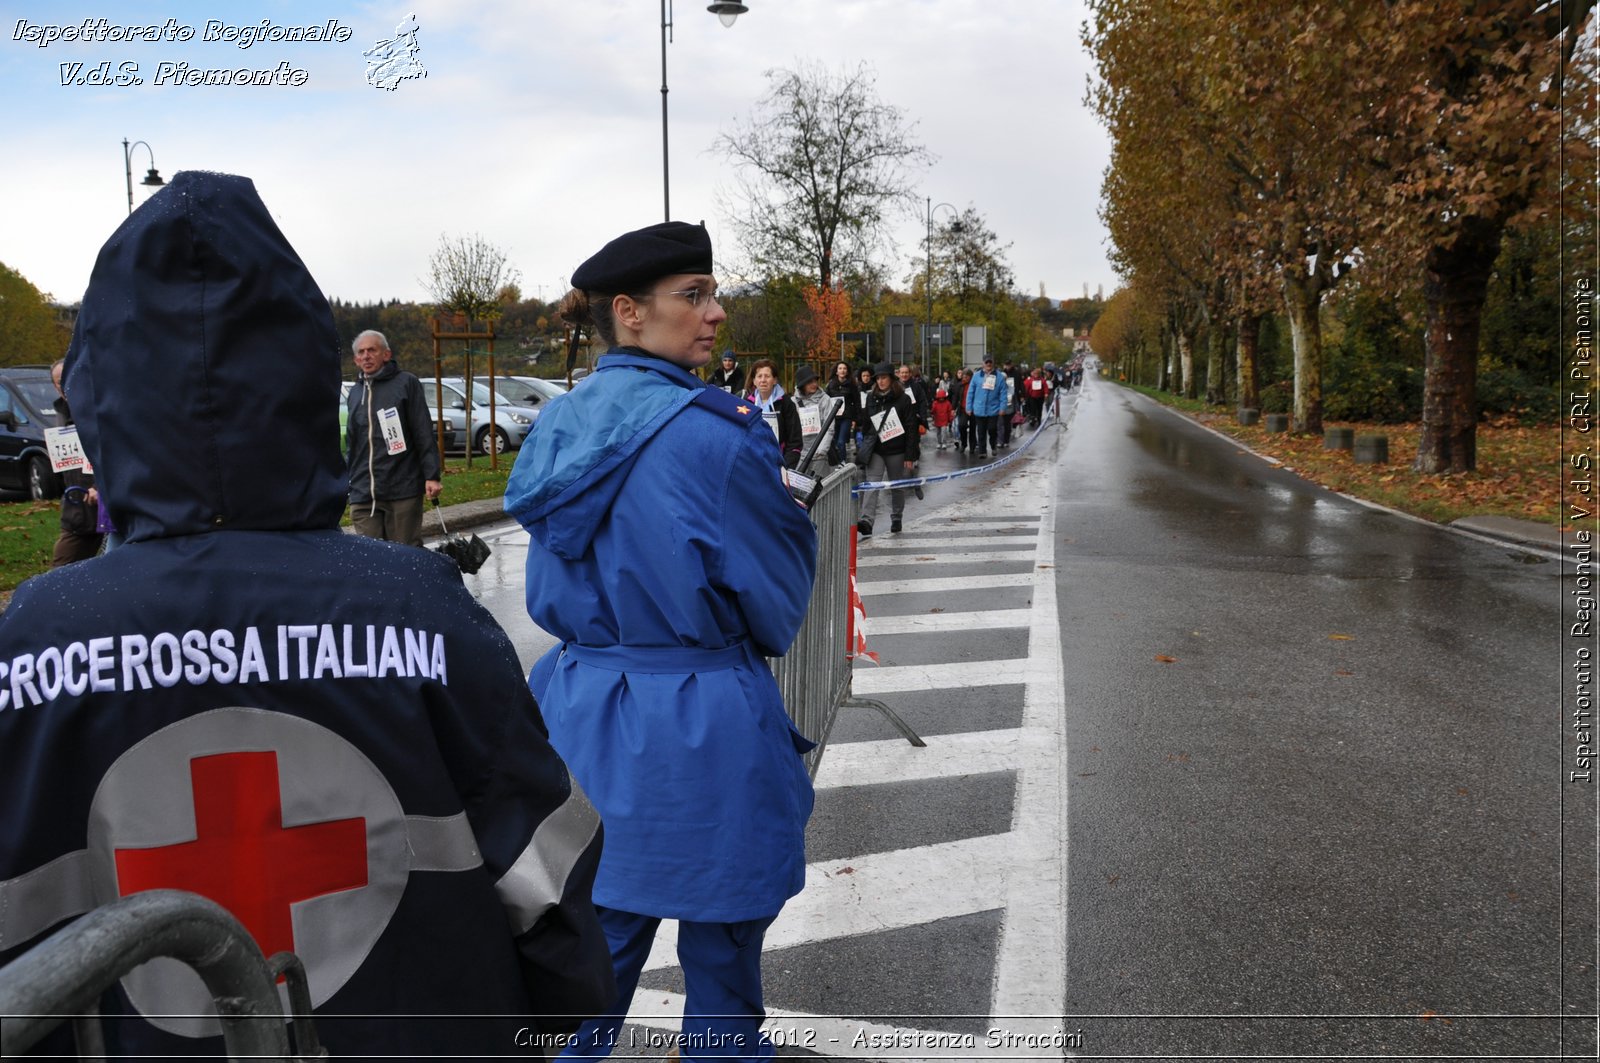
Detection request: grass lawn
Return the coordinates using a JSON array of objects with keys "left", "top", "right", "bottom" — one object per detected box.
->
[{"left": 1123, "top": 383, "right": 1563, "bottom": 527}]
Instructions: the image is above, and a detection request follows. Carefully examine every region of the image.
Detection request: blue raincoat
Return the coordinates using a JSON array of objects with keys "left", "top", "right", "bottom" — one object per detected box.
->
[{"left": 505, "top": 350, "right": 819, "bottom": 922}]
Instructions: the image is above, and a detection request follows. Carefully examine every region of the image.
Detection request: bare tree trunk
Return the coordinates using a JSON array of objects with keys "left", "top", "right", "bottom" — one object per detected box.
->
[
  {"left": 1236, "top": 312, "right": 1261, "bottom": 410},
  {"left": 1206, "top": 323, "right": 1227, "bottom": 405},
  {"left": 1415, "top": 218, "right": 1503, "bottom": 474},
  {"left": 1177, "top": 327, "right": 1196, "bottom": 399},
  {"left": 1282, "top": 273, "right": 1324, "bottom": 435}
]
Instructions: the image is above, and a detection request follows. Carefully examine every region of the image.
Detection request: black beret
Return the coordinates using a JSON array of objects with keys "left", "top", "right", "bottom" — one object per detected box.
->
[
  {"left": 571, "top": 221, "right": 713, "bottom": 293},
  {"left": 793, "top": 363, "right": 818, "bottom": 390},
  {"left": 873, "top": 362, "right": 895, "bottom": 377}
]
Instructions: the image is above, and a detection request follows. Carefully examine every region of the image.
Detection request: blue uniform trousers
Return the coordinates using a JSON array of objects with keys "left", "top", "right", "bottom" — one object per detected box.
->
[{"left": 562, "top": 906, "right": 778, "bottom": 1062}]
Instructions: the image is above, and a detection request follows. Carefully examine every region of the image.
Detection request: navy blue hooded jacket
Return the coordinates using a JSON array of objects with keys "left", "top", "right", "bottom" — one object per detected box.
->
[{"left": 0, "top": 172, "right": 613, "bottom": 1056}]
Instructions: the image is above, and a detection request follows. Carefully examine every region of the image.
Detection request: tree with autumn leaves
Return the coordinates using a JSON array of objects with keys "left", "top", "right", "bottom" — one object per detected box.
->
[
  {"left": 799, "top": 283, "right": 854, "bottom": 363},
  {"left": 1086, "top": 0, "right": 1594, "bottom": 472}
]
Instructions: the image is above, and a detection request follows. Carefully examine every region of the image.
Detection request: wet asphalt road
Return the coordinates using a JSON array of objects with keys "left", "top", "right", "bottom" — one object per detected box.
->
[
  {"left": 462, "top": 376, "right": 1596, "bottom": 1059},
  {"left": 1055, "top": 382, "right": 1593, "bottom": 1059}
]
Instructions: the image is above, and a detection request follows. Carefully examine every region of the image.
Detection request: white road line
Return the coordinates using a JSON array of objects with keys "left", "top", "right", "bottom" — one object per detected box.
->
[
  {"left": 864, "top": 534, "right": 1040, "bottom": 550},
  {"left": 863, "top": 609, "right": 1031, "bottom": 635},
  {"left": 913, "top": 518, "right": 1041, "bottom": 530},
  {"left": 989, "top": 457, "right": 1068, "bottom": 1023},
  {"left": 639, "top": 833, "right": 1017, "bottom": 974},
  {"left": 817, "top": 728, "right": 1046, "bottom": 787},
  {"left": 851, "top": 660, "right": 1029, "bottom": 695},
  {"left": 857, "top": 551, "right": 1037, "bottom": 569},
  {"left": 857, "top": 572, "right": 1036, "bottom": 595}
]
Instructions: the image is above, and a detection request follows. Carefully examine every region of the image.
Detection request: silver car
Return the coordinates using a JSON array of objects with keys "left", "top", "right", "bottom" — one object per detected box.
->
[
  {"left": 489, "top": 375, "right": 568, "bottom": 411},
  {"left": 423, "top": 378, "right": 534, "bottom": 455}
]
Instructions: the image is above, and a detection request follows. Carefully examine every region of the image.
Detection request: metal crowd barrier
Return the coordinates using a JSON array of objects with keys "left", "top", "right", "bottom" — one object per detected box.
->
[
  {"left": 0, "top": 889, "right": 320, "bottom": 1061},
  {"left": 770, "top": 464, "right": 923, "bottom": 779}
]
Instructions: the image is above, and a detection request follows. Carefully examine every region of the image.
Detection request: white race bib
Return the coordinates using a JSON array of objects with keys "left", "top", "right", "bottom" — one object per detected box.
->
[
  {"left": 45, "top": 425, "right": 92, "bottom": 474},
  {"left": 982, "top": 375, "right": 996, "bottom": 391},
  {"left": 877, "top": 406, "right": 905, "bottom": 442},
  {"left": 798, "top": 404, "right": 822, "bottom": 437},
  {"left": 763, "top": 411, "right": 781, "bottom": 441},
  {"left": 378, "top": 407, "right": 407, "bottom": 455}
]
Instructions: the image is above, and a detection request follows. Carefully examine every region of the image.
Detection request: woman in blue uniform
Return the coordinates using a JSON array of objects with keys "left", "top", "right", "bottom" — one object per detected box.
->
[{"left": 504, "top": 221, "right": 819, "bottom": 1061}]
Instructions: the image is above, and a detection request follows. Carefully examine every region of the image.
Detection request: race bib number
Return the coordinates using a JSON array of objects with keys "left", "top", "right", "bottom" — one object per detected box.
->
[
  {"left": 982, "top": 375, "right": 996, "bottom": 391},
  {"left": 378, "top": 407, "right": 407, "bottom": 455},
  {"left": 877, "top": 407, "right": 905, "bottom": 442},
  {"left": 45, "top": 425, "right": 92, "bottom": 474},
  {"left": 721, "top": 385, "right": 733, "bottom": 394},
  {"left": 763, "top": 411, "right": 781, "bottom": 441},
  {"left": 798, "top": 404, "right": 822, "bottom": 437}
]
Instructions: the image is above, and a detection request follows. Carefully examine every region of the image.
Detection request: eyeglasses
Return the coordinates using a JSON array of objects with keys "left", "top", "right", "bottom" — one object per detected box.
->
[{"left": 656, "top": 286, "right": 720, "bottom": 309}]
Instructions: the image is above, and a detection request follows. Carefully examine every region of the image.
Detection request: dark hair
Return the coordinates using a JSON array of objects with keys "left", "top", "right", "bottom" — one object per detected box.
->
[
  {"left": 558, "top": 285, "right": 654, "bottom": 349},
  {"left": 873, "top": 374, "right": 905, "bottom": 400},
  {"left": 834, "top": 360, "right": 851, "bottom": 378},
  {"left": 748, "top": 358, "right": 778, "bottom": 392}
]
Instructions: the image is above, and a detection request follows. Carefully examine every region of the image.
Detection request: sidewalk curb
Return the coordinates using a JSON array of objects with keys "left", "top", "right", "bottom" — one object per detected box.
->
[{"left": 1125, "top": 388, "right": 1571, "bottom": 564}]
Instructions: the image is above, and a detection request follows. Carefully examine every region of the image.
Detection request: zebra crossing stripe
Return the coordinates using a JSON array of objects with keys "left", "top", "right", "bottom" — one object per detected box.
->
[
  {"left": 857, "top": 572, "right": 1036, "bottom": 595},
  {"left": 863, "top": 609, "right": 1031, "bottom": 635},
  {"left": 852, "top": 660, "right": 1028, "bottom": 695}
]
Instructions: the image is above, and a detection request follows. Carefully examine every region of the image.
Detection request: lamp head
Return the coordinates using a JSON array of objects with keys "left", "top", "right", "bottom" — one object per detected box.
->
[{"left": 707, "top": 1, "right": 748, "bottom": 27}]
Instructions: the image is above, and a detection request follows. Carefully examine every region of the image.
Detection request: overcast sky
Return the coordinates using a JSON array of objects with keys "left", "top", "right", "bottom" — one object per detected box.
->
[{"left": 1, "top": 1, "right": 1117, "bottom": 309}]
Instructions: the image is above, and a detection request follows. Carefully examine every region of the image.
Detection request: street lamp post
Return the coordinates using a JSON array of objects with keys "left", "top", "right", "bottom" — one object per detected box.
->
[
  {"left": 924, "top": 198, "right": 958, "bottom": 376},
  {"left": 122, "top": 138, "right": 165, "bottom": 214},
  {"left": 659, "top": 2, "right": 751, "bottom": 222}
]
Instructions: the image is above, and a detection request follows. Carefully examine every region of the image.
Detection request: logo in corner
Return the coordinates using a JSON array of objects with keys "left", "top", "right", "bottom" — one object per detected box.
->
[{"left": 364, "top": 12, "right": 426, "bottom": 91}]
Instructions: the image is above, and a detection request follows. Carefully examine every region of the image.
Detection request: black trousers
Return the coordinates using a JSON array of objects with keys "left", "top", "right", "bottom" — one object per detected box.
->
[{"left": 971, "top": 414, "right": 997, "bottom": 454}]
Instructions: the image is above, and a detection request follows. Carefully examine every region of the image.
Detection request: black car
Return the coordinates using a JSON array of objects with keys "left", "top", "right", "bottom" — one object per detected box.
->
[{"left": 0, "top": 366, "right": 64, "bottom": 499}]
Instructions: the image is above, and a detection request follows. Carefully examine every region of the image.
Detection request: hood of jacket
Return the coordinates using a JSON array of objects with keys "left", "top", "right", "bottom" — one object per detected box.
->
[
  {"left": 503, "top": 349, "right": 702, "bottom": 560},
  {"left": 64, "top": 171, "right": 347, "bottom": 543}
]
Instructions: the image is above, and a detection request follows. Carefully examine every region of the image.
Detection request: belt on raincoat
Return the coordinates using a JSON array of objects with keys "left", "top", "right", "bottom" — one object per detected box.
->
[{"left": 560, "top": 641, "right": 754, "bottom": 674}]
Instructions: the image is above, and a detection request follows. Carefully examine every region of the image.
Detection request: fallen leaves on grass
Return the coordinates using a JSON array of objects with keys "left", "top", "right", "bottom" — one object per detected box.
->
[{"left": 1178, "top": 414, "right": 1562, "bottom": 526}]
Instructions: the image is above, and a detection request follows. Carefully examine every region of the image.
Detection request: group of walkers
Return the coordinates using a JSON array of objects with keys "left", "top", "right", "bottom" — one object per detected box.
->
[{"left": 707, "top": 352, "right": 1084, "bottom": 536}]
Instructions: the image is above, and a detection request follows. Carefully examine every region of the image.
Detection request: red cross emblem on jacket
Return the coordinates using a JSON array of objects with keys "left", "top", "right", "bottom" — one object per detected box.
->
[{"left": 114, "top": 750, "right": 368, "bottom": 959}]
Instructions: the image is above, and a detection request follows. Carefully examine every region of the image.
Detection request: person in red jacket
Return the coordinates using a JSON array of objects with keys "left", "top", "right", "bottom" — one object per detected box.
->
[
  {"left": 930, "top": 387, "right": 955, "bottom": 450},
  {"left": 1023, "top": 365, "right": 1054, "bottom": 428}
]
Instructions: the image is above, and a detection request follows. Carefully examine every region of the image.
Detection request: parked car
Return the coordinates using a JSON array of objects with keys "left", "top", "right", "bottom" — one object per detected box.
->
[
  {"left": 422, "top": 378, "right": 533, "bottom": 455},
  {"left": 0, "top": 366, "right": 64, "bottom": 499},
  {"left": 341, "top": 380, "right": 456, "bottom": 455},
  {"left": 488, "top": 375, "right": 567, "bottom": 411}
]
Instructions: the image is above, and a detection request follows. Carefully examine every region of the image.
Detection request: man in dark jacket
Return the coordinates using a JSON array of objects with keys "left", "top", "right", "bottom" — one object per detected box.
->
[
  {"left": 0, "top": 171, "right": 613, "bottom": 1058},
  {"left": 346, "top": 330, "right": 441, "bottom": 546},
  {"left": 48, "top": 358, "right": 103, "bottom": 565}
]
